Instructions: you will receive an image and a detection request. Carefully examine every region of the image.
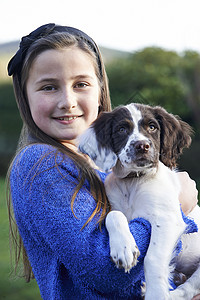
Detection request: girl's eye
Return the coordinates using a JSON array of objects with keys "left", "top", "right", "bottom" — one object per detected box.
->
[
  {"left": 42, "top": 85, "right": 57, "bottom": 91},
  {"left": 74, "top": 82, "right": 88, "bottom": 88}
]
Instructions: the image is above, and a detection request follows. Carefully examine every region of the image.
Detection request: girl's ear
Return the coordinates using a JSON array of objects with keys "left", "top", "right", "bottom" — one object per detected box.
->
[
  {"left": 78, "top": 112, "right": 117, "bottom": 172},
  {"left": 153, "top": 106, "right": 193, "bottom": 169}
]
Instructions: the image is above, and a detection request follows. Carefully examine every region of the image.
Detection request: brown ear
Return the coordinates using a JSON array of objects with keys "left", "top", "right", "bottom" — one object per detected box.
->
[
  {"left": 79, "top": 111, "right": 118, "bottom": 172},
  {"left": 152, "top": 106, "right": 193, "bottom": 169},
  {"left": 92, "top": 111, "right": 114, "bottom": 148}
]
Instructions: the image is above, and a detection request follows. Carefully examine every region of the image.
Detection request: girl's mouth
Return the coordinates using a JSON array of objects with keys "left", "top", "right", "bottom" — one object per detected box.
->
[{"left": 56, "top": 116, "right": 78, "bottom": 121}]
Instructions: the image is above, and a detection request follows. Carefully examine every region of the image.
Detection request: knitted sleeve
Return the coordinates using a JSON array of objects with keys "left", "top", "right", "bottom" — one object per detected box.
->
[{"left": 10, "top": 144, "right": 151, "bottom": 297}]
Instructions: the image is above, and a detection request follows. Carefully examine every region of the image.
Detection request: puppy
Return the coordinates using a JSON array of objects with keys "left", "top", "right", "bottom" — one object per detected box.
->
[{"left": 79, "top": 103, "right": 200, "bottom": 300}]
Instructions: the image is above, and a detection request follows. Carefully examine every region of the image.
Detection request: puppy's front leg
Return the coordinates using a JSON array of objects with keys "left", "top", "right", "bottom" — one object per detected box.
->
[
  {"left": 105, "top": 211, "right": 140, "bottom": 273},
  {"left": 144, "top": 216, "right": 186, "bottom": 300}
]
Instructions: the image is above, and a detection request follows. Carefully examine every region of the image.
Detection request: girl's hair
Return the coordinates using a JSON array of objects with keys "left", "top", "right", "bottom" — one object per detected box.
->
[{"left": 7, "top": 24, "right": 112, "bottom": 282}]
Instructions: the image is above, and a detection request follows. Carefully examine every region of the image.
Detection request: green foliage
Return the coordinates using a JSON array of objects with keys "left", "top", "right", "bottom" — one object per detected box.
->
[
  {"left": 0, "top": 82, "right": 22, "bottom": 176},
  {"left": 0, "top": 82, "right": 22, "bottom": 134},
  {"left": 106, "top": 47, "right": 200, "bottom": 134},
  {"left": 0, "top": 178, "right": 41, "bottom": 299}
]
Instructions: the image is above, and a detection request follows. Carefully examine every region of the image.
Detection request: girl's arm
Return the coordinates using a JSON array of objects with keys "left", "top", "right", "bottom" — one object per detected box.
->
[{"left": 10, "top": 144, "right": 151, "bottom": 296}]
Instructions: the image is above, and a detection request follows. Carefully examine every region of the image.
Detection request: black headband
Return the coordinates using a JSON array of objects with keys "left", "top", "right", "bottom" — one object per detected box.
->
[{"left": 7, "top": 23, "right": 103, "bottom": 77}]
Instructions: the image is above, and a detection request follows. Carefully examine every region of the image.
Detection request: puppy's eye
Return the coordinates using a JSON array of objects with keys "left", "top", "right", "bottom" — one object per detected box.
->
[
  {"left": 148, "top": 124, "right": 157, "bottom": 131},
  {"left": 118, "top": 127, "right": 127, "bottom": 134}
]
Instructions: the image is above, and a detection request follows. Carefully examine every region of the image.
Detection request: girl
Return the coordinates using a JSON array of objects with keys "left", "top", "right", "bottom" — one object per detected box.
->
[{"left": 7, "top": 23, "right": 199, "bottom": 299}]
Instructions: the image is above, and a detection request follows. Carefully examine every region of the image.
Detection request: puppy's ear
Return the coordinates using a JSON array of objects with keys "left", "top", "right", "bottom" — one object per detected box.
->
[
  {"left": 153, "top": 106, "right": 193, "bottom": 169},
  {"left": 78, "top": 112, "right": 117, "bottom": 172}
]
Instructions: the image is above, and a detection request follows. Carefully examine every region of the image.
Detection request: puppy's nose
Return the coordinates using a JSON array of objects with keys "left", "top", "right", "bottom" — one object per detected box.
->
[{"left": 133, "top": 140, "right": 150, "bottom": 153}]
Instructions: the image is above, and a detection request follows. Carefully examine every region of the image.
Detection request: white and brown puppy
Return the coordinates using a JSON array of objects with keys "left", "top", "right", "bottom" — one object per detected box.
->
[{"left": 79, "top": 103, "right": 200, "bottom": 300}]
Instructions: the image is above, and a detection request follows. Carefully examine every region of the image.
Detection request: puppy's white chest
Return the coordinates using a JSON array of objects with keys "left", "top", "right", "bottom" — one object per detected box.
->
[
  {"left": 104, "top": 173, "right": 138, "bottom": 220},
  {"left": 105, "top": 162, "right": 181, "bottom": 222}
]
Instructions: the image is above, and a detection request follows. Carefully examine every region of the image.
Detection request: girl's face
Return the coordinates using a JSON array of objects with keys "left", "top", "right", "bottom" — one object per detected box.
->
[{"left": 26, "top": 47, "right": 100, "bottom": 148}]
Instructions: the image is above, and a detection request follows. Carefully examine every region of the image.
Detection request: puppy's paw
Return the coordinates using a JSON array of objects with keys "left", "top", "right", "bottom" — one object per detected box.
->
[
  {"left": 172, "top": 270, "right": 187, "bottom": 286},
  {"left": 110, "top": 232, "right": 140, "bottom": 273},
  {"left": 106, "top": 211, "right": 140, "bottom": 272}
]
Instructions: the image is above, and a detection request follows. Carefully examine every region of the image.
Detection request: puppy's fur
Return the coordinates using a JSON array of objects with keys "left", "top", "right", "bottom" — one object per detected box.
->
[{"left": 79, "top": 103, "right": 200, "bottom": 299}]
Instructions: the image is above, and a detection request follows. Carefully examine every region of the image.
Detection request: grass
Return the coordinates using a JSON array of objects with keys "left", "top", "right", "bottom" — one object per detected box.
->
[{"left": 0, "top": 178, "right": 41, "bottom": 300}]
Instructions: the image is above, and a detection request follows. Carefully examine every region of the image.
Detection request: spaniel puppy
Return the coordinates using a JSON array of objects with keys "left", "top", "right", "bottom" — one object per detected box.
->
[{"left": 79, "top": 103, "right": 200, "bottom": 300}]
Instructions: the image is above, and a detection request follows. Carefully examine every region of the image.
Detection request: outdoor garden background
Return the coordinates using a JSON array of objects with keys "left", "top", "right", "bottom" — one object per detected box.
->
[{"left": 0, "top": 42, "right": 199, "bottom": 299}]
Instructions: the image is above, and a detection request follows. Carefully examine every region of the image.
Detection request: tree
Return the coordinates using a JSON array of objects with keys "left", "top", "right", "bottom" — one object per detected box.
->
[
  {"left": 178, "top": 51, "right": 200, "bottom": 133},
  {"left": 106, "top": 47, "right": 200, "bottom": 136}
]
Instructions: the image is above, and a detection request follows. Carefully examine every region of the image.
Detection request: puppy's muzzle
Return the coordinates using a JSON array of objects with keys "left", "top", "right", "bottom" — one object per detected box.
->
[
  {"left": 133, "top": 140, "right": 150, "bottom": 154},
  {"left": 125, "top": 140, "right": 155, "bottom": 167}
]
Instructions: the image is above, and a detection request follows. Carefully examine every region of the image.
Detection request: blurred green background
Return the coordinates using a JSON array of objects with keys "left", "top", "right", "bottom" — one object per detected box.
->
[
  {"left": 0, "top": 178, "right": 41, "bottom": 299},
  {"left": 0, "top": 43, "right": 199, "bottom": 299}
]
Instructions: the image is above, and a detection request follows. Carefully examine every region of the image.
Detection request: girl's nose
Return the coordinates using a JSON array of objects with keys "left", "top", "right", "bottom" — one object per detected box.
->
[{"left": 58, "top": 88, "right": 77, "bottom": 110}]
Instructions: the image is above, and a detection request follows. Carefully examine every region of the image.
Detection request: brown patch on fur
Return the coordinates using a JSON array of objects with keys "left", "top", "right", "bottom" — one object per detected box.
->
[{"left": 135, "top": 104, "right": 193, "bottom": 169}]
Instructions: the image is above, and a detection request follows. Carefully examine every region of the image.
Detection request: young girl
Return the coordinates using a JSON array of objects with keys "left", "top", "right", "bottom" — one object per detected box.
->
[{"left": 7, "top": 23, "right": 199, "bottom": 299}]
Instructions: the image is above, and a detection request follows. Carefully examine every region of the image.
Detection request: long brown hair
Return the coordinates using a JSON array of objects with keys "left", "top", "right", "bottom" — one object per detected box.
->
[{"left": 7, "top": 28, "right": 112, "bottom": 282}]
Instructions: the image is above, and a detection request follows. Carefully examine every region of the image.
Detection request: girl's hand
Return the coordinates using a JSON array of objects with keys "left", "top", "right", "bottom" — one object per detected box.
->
[
  {"left": 177, "top": 172, "right": 198, "bottom": 215},
  {"left": 192, "top": 295, "right": 200, "bottom": 300}
]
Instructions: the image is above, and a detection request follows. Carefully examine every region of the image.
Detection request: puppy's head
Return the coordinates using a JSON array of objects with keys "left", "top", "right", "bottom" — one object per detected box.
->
[
  {"left": 79, "top": 103, "right": 192, "bottom": 177},
  {"left": 143, "top": 104, "right": 193, "bottom": 169}
]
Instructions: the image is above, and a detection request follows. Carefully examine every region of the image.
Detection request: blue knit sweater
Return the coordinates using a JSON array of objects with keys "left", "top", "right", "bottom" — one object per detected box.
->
[{"left": 10, "top": 144, "right": 197, "bottom": 299}]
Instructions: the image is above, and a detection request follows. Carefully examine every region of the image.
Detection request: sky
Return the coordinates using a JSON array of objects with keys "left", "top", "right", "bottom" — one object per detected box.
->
[{"left": 1, "top": 0, "right": 200, "bottom": 53}]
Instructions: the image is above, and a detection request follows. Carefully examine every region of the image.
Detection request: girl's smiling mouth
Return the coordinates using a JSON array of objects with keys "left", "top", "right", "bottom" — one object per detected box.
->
[{"left": 55, "top": 116, "right": 80, "bottom": 121}]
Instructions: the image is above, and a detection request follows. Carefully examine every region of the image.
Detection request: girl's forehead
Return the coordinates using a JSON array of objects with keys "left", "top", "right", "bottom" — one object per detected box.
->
[
  {"left": 31, "top": 47, "right": 95, "bottom": 70},
  {"left": 27, "top": 47, "right": 98, "bottom": 83}
]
